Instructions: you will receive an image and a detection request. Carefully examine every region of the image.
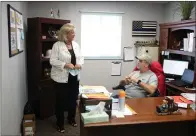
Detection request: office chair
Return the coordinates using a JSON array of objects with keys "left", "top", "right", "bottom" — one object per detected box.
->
[{"left": 113, "top": 61, "right": 166, "bottom": 97}]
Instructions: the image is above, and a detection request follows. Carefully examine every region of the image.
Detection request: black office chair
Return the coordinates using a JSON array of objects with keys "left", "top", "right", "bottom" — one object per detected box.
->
[{"left": 147, "top": 89, "right": 160, "bottom": 97}]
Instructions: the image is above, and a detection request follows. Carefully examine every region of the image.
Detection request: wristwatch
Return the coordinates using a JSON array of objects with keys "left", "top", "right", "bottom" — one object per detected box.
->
[{"left": 137, "top": 80, "right": 141, "bottom": 85}]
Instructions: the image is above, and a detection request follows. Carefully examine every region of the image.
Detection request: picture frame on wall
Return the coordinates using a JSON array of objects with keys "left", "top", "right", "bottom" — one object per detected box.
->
[
  {"left": 7, "top": 4, "right": 24, "bottom": 58},
  {"left": 111, "top": 61, "right": 122, "bottom": 76},
  {"left": 123, "top": 47, "right": 134, "bottom": 62}
]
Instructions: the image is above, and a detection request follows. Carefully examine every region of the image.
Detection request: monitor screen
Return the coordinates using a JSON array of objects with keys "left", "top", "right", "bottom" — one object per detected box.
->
[
  {"left": 181, "top": 69, "right": 194, "bottom": 84},
  {"left": 163, "top": 60, "right": 189, "bottom": 76}
]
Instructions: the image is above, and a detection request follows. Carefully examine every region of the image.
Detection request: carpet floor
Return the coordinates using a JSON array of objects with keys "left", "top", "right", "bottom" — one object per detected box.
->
[{"left": 35, "top": 112, "right": 80, "bottom": 136}]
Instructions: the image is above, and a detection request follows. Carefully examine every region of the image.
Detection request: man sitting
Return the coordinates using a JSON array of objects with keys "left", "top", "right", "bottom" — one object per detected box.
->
[{"left": 114, "top": 54, "right": 158, "bottom": 98}]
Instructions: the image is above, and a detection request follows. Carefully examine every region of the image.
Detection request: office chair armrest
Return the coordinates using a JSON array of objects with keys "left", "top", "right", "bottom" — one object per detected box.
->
[{"left": 147, "top": 89, "right": 160, "bottom": 97}]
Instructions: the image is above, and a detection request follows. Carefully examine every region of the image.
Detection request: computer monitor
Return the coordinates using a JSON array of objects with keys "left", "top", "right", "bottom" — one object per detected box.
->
[
  {"left": 181, "top": 69, "right": 194, "bottom": 84},
  {"left": 163, "top": 60, "right": 189, "bottom": 76}
]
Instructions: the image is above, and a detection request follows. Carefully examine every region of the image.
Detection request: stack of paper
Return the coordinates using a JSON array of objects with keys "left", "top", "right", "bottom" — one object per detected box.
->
[
  {"left": 183, "top": 38, "right": 189, "bottom": 51},
  {"left": 85, "top": 100, "right": 137, "bottom": 118},
  {"left": 112, "top": 103, "right": 136, "bottom": 117},
  {"left": 184, "top": 32, "right": 195, "bottom": 52},
  {"left": 187, "top": 32, "right": 195, "bottom": 52},
  {"left": 171, "top": 96, "right": 193, "bottom": 108},
  {"left": 172, "top": 96, "right": 193, "bottom": 104},
  {"left": 79, "top": 85, "right": 111, "bottom": 99},
  {"left": 80, "top": 86, "right": 109, "bottom": 94},
  {"left": 84, "top": 93, "right": 110, "bottom": 99},
  {"left": 181, "top": 93, "right": 196, "bottom": 102}
]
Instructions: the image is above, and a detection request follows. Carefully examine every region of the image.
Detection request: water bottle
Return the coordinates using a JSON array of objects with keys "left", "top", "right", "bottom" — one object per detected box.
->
[{"left": 119, "top": 90, "right": 126, "bottom": 111}]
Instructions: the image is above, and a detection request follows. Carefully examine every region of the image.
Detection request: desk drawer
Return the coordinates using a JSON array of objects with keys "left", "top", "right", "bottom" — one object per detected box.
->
[{"left": 166, "top": 87, "right": 182, "bottom": 96}]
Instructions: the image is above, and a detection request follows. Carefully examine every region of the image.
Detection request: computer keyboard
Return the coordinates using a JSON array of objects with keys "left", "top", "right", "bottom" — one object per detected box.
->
[
  {"left": 166, "top": 78, "right": 175, "bottom": 81},
  {"left": 170, "top": 80, "right": 187, "bottom": 87}
]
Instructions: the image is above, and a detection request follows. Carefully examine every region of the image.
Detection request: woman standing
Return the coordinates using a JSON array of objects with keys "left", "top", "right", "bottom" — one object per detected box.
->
[{"left": 50, "top": 23, "right": 84, "bottom": 133}]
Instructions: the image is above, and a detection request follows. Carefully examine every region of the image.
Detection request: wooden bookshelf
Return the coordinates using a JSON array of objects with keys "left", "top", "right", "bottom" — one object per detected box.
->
[
  {"left": 134, "top": 43, "right": 159, "bottom": 47},
  {"left": 41, "top": 39, "right": 58, "bottom": 42},
  {"left": 41, "top": 57, "right": 50, "bottom": 62},
  {"left": 164, "top": 49, "right": 195, "bottom": 57},
  {"left": 27, "top": 17, "right": 70, "bottom": 118},
  {"left": 159, "top": 20, "right": 196, "bottom": 88}
]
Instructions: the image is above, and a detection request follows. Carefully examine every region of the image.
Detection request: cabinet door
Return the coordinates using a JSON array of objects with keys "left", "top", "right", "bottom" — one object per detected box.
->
[
  {"left": 145, "top": 47, "right": 159, "bottom": 61},
  {"left": 136, "top": 47, "right": 159, "bottom": 61},
  {"left": 39, "top": 85, "right": 56, "bottom": 119},
  {"left": 195, "top": 43, "right": 196, "bottom": 87},
  {"left": 160, "top": 28, "right": 169, "bottom": 50},
  {"left": 194, "top": 63, "right": 196, "bottom": 87}
]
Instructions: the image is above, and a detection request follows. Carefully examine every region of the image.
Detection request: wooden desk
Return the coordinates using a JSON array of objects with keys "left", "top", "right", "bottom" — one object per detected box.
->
[
  {"left": 80, "top": 97, "right": 196, "bottom": 136},
  {"left": 166, "top": 82, "right": 196, "bottom": 96}
]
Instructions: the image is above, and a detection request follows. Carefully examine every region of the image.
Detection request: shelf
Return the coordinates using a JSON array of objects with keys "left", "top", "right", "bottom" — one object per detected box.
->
[
  {"left": 41, "top": 39, "right": 58, "bottom": 42},
  {"left": 27, "top": 17, "right": 71, "bottom": 118},
  {"left": 39, "top": 78, "right": 54, "bottom": 87},
  {"left": 40, "top": 78, "right": 52, "bottom": 82},
  {"left": 39, "top": 17, "right": 70, "bottom": 25},
  {"left": 164, "top": 49, "right": 195, "bottom": 57},
  {"left": 134, "top": 43, "right": 159, "bottom": 47},
  {"left": 166, "top": 82, "right": 196, "bottom": 93},
  {"left": 41, "top": 57, "right": 50, "bottom": 62}
]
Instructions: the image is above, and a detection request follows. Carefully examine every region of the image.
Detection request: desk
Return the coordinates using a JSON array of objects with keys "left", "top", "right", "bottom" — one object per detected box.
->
[
  {"left": 80, "top": 97, "right": 196, "bottom": 136},
  {"left": 166, "top": 82, "right": 196, "bottom": 96}
]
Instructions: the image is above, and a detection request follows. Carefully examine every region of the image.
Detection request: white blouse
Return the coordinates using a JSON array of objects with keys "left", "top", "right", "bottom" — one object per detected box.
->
[{"left": 50, "top": 41, "right": 84, "bottom": 83}]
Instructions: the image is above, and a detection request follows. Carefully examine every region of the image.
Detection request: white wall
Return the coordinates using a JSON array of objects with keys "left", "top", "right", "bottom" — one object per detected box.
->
[
  {"left": 164, "top": 2, "right": 196, "bottom": 22},
  {"left": 1, "top": 2, "right": 28, "bottom": 135},
  {"left": 28, "top": 1, "right": 165, "bottom": 90}
]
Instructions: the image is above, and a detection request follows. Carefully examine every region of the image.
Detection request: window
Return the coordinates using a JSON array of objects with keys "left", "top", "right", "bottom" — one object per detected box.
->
[{"left": 81, "top": 12, "right": 122, "bottom": 59}]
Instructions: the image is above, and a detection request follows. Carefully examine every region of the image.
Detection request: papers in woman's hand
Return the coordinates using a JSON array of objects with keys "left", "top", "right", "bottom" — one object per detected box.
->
[{"left": 69, "top": 69, "right": 80, "bottom": 76}]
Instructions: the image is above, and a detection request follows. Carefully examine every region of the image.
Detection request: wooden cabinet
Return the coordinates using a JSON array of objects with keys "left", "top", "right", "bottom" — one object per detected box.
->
[
  {"left": 27, "top": 17, "right": 70, "bottom": 118},
  {"left": 159, "top": 20, "right": 196, "bottom": 88},
  {"left": 160, "top": 28, "right": 168, "bottom": 50},
  {"left": 136, "top": 46, "right": 159, "bottom": 61}
]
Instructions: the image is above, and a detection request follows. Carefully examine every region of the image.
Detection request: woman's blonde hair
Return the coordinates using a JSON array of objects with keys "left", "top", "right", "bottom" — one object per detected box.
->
[{"left": 57, "top": 23, "right": 75, "bottom": 42}]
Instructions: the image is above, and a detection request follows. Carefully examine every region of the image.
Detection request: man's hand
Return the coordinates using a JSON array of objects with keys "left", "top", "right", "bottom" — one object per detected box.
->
[
  {"left": 127, "top": 76, "right": 139, "bottom": 84},
  {"left": 124, "top": 76, "right": 131, "bottom": 83},
  {"left": 75, "top": 64, "right": 81, "bottom": 70},
  {"left": 64, "top": 63, "right": 75, "bottom": 69},
  {"left": 120, "top": 76, "right": 133, "bottom": 85},
  {"left": 119, "top": 80, "right": 127, "bottom": 86},
  {"left": 129, "top": 76, "right": 139, "bottom": 84}
]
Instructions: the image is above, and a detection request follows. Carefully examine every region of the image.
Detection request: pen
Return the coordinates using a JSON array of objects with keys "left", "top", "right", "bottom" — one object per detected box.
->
[{"left": 179, "top": 97, "right": 187, "bottom": 103}]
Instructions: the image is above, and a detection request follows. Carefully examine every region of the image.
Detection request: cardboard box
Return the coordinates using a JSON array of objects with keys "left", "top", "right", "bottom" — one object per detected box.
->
[{"left": 23, "top": 114, "right": 36, "bottom": 136}]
